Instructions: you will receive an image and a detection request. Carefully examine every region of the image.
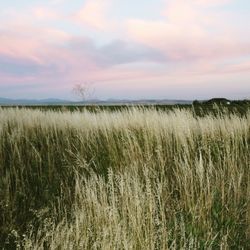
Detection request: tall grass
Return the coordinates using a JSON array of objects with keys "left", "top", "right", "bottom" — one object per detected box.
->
[{"left": 0, "top": 107, "right": 249, "bottom": 249}]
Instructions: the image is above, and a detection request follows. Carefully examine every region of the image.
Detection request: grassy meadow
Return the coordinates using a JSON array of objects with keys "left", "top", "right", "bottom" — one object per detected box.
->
[{"left": 0, "top": 106, "right": 249, "bottom": 249}]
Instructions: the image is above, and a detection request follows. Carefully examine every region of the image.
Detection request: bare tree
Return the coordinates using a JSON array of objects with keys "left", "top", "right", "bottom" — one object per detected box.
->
[{"left": 72, "top": 82, "right": 94, "bottom": 102}]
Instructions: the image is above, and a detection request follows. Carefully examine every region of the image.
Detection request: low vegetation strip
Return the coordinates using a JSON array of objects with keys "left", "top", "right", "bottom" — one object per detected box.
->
[
  {"left": 1, "top": 99, "right": 250, "bottom": 117},
  {"left": 0, "top": 108, "right": 249, "bottom": 249}
]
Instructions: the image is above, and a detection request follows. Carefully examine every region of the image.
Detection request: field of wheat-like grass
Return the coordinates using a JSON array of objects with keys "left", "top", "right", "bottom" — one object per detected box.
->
[{"left": 0, "top": 107, "right": 249, "bottom": 249}]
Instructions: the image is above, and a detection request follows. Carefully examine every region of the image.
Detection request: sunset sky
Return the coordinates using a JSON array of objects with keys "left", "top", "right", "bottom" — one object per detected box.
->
[{"left": 0, "top": 0, "right": 250, "bottom": 100}]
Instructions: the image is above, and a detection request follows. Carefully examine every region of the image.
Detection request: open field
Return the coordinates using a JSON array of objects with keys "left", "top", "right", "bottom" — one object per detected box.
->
[
  {"left": 1, "top": 100, "right": 250, "bottom": 116},
  {"left": 0, "top": 106, "right": 249, "bottom": 249}
]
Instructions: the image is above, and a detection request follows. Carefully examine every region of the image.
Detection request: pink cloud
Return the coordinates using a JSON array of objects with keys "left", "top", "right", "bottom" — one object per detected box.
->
[
  {"left": 126, "top": 0, "right": 250, "bottom": 62},
  {"left": 0, "top": 25, "right": 72, "bottom": 67},
  {"left": 1, "top": 6, "right": 61, "bottom": 27},
  {"left": 31, "top": 7, "right": 61, "bottom": 20},
  {"left": 73, "top": 0, "right": 113, "bottom": 30}
]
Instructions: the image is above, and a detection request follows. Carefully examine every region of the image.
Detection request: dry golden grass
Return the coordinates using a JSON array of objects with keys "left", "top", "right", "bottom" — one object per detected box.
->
[{"left": 0, "top": 107, "right": 249, "bottom": 249}]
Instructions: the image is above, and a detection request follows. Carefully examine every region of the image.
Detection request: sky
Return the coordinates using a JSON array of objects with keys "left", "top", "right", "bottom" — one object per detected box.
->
[{"left": 0, "top": 0, "right": 250, "bottom": 100}]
